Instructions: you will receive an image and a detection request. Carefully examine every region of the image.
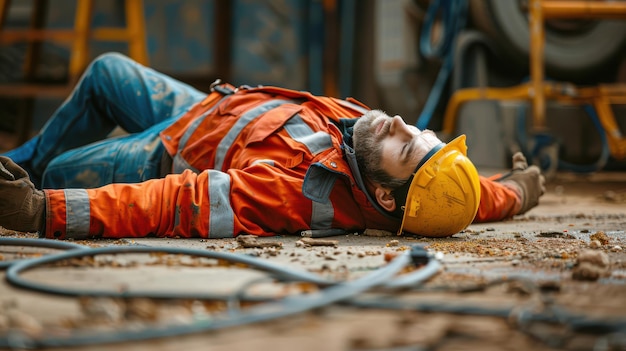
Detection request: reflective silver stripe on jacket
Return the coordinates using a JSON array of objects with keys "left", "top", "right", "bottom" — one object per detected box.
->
[
  {"left": 334, "top": 99, "right": 369, "bottom": 115},
  {"left": 250, "top": 159, "right": 275, "bottom": 167},
  {"left": 283, "top": 114, "right": 336, "bottom": 230},
  {"left": 208, "top": 170, "right": 235, "bottom": 238},
  {"left": 284, "top": 114, "right": 333, "bottom": 155},
  {"left": 305, "top": 166, "right": 337, "bottom": 230},
  {"left": 172, "top": 96, "right": 229, "bottom": 173},
  {"left": 214, "top": 99, "right": 294, "bottom": 170},
  {"left": 64, "top": 189, "right": 91, "bottom": 239}
]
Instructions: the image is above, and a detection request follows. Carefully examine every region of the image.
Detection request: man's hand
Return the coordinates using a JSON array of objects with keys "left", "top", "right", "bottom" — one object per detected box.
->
[
  {"left": 0, "top": 156, "right": 45, "bottom": 233},
  {"left": 499, "top": 152, "right": 546, "bottom": 215}
]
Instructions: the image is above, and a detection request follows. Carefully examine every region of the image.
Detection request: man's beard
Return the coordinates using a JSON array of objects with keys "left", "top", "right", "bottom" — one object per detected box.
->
[{"left": 353, "top": 110, "right": 404, "bottom": 189}]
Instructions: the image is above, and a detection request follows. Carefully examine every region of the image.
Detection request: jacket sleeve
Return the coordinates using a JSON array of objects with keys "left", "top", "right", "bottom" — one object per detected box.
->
[
  {"left": 43, "top": 165, "right": 313, "bottom": 240},
  {"left": 473, "top": 176, "right": 521, "bottom": 223}
]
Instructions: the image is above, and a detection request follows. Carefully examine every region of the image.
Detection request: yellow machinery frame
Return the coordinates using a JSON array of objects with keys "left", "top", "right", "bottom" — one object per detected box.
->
[{"left": 442, "top": 0, "right": 626, "bottom": 161}]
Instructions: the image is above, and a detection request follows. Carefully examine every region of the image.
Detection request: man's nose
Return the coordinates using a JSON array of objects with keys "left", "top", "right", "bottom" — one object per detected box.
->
[{"left": 389, "top": 115, "right": 410, "bottom": 136}]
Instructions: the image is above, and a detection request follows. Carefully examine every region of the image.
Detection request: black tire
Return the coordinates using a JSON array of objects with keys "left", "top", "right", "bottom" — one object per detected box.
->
[{"left": 470, "top": 0, "right": 626, "bottom": 82}]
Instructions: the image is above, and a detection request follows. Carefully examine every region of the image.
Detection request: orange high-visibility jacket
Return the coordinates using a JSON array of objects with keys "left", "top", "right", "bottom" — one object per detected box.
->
[{"left": 43, "top": 85, "right": 519, "bottom": 239}]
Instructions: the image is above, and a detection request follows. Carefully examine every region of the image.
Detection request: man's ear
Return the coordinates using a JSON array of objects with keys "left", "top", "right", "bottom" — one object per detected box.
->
[{"left": 374, "top": 187, "right": 396, "bottom": 212}]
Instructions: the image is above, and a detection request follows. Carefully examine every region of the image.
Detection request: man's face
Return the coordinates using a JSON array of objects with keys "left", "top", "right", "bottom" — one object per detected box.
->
[{"left": 353, "top": 110, "right": 443, "bottom": 189}]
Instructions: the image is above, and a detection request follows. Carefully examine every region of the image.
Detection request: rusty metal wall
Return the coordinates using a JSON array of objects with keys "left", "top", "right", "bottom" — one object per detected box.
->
[
  {"left": 46, "top": 0, "right": 215, "bottom": 74},
  {"left": 230, "top": 0, "right": 309, "bottom": 90},
  {"left": 1, "top": 0, "right": 359, "bottom": 146}
]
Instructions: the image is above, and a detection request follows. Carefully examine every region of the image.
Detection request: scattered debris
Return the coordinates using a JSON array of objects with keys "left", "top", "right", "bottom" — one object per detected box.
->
[
  {"left": 384, "top": 252, "right": 399, "bottom": 262},
  {"left": 386, "top": 240, "right": 400, "bottom": 247},
  {"left": 536, "top": 231, "right": 575, "bottom": 239},
  {"left": 363, "top": 229, "right": 394, "bottom": 237},
  {"left": 265, "top": 247, "right": 280, "bottom": 256},
  {"left": 572, "top": 249, "right": 611, "bottom": 281},
  {"left": 506, "top": 280, "right": 536, "bottom": 296},
  {"left": 602, "top": 190, "right": 626, "bottom": 203},
  {"left": 5, "top": 309, "right": 43, "bottom": 338},
  {"left": 590, "top": 231, "right": 610, "bottom": 245},
  {"left": 125, "top": 298, "right": 159, "bottom": 322},
  {"left": 296, "top": 237, "right": 338, "bottom": 247},
  {"left": 572, "top": 262, "right": 607, "bottom": 281},
  {"left": 237, "top": 235, "right": 283, "bottom": 249},
  {"left": 79, "top": 297, "right": 124, "bottom": 323},
  {"left": 0, "top": 205, "right": 625, "bottom": 349},
  {"left": 589, "top": 240, "right": 602, "bottom": 249},
  {"left": 538, "top": 280, "right": 561, "bottom": 292},
  {"left": 357, "top": 250, "right": 381, "bottom": 258},
  {"left": 577, "top": 249, "right": 610, "bottom": 268}
]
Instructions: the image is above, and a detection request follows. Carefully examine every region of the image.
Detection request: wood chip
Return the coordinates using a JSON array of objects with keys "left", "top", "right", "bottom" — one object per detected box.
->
[
  {"left": 298, "top": 237, "right": 338, "bottom": 247},
  {"left": 363, "top": 229, "right": 394, "bottom": 237},
  {"left": 237, "top": 235, "right": 283, "bottom": 248}
]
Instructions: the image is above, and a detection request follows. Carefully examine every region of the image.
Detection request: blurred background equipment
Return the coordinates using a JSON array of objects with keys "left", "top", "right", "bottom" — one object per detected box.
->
[
  {"left": 438, "top": 0, "right": 626, "bottom": 175},
  {"left": 471, "top": 0, "right": 626, "bottom": 82},
  {"left": 0, "top": 0, "right": 150, "bottom": 148},
  {"left": 0, "top": 0, "right": 625, "bottom": 172}
]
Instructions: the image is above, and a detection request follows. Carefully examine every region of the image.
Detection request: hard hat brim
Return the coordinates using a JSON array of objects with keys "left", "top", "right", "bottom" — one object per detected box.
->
[{"left": 397, "top": 135, "right": 481, "bottom": 237}]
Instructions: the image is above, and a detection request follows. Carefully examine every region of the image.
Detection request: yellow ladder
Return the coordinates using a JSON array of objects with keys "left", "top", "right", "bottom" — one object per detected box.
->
[{"left": 0, "top": 0, "right": 149, "bottom": 145}]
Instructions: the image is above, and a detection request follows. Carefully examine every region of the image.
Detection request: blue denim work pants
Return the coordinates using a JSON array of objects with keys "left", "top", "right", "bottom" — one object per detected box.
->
[{"left": 2, "top": 53, "right": 206, "bottom": 189}]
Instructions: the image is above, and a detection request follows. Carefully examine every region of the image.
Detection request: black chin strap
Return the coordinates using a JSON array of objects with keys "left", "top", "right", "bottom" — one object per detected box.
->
[
  {"left": 338, "top": 119, "right": 398, "bottom": 221},
  {"left": 338, "top": 118, "right": 445, "bottom": 221},
  {"left": 337, "top": 118, "right": 357, "bottom": 148},
  {"left": 390, "top": 143, "right": 445, "bottom": 219}
]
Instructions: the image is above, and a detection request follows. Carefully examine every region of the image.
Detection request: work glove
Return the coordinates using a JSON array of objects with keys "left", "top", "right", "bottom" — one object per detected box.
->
[
  {"left": 498, "top": 152, "right": 546, "bottom": 215},
  {"left": 0, "top": 156, "right": 45, "bottom": 233}
]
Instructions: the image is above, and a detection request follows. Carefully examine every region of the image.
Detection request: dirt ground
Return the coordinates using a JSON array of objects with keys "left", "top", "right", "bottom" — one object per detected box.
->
[{"left": 0, "top": 170, "right": 625, "bottom": 351}]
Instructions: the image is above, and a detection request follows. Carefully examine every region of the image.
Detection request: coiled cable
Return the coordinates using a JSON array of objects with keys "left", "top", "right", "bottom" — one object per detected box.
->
[
  {"left": 0, "top": 247, "right": 422, "bottom": 349},
  {"left": 0, "top": 238, "right": 87, "bottom": 269}
]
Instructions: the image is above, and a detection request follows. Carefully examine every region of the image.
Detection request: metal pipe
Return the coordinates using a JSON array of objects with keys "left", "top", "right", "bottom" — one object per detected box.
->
[
  {"left": 542, "top": 1, "right": 626, "bottom": 19},
  {"left": 530, "top": 0, "right": 547, "bottom": 131}
]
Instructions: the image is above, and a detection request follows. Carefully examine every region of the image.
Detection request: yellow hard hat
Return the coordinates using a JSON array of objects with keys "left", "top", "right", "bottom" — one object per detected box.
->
[{"left": 393, "top": 135, "right": 480, "bottom": 237}]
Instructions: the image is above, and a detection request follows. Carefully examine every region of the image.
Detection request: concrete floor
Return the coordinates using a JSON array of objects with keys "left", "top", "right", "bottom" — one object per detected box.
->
[{"left": 0, "top": 170, "right": 625, "bottom": 350}]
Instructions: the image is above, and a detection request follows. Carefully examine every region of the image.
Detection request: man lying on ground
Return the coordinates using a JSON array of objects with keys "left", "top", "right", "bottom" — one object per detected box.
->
[{"left": 0, "top": 53, "right": 545, "bottom": 240}]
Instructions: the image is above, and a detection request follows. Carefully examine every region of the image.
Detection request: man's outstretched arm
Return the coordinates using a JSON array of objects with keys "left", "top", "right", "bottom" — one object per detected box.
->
[
  {"left": 475, "top": 152, "right": 546, "bottom": 223},
  {"left": 0, "top": 156, "right": 333, "bottom": 239},
  {"left": 0, "top": 153, "right": 546, "bottom": 238}
]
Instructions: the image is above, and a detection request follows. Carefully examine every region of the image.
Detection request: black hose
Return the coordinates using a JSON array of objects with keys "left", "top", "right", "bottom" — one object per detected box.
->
[
  {"left": 5, "top": 245, "right": 336, "bottom": 299},
  {"left": 345, "top": 294, "right": 626, "bottom": 335},
  {"left": 0, "top": 249, "right": 417, "bottom": 349},
  {"left": 383, "top": 258, "right": 441, "bottom": 290}
]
